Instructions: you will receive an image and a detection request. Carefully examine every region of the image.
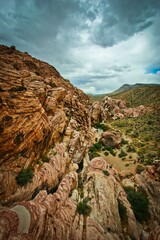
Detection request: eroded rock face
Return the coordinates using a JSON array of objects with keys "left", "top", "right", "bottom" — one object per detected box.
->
[
  {"left": 101, "top": 130, "right": 122, "bottom": 148},
  {"left": 91, "top": 96, "right": 152, "bottom": 122},
  {"left": 0, "top": 157, "right": 140, "bottom": 240},
  {"left": 0, "top": 45, "right": 92, "bottom": 205}
]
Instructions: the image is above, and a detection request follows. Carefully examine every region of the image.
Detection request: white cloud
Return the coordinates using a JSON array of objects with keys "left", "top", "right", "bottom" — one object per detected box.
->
[{"left": 0, "top": 0, "right": 159, "bottom": 94}]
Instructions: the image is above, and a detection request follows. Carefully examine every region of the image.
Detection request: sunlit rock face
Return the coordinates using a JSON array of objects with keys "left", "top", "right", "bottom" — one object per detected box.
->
[
  {"left": 0, "top": 45, "right": 92, "bottom": 205},
  {"left": 101, "top": 130, "right": 122, "bottom": 148},
  {"left": 91, "top": 96, "right": 152, "bottom": 122}
]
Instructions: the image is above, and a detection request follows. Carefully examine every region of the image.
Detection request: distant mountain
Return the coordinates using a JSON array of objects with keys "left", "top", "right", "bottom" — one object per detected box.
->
[
  {"left": 110, "top": 83, "right": 160, "bottom": 109},
  {"left": 109, "top": 83, "right": 160, "bottom": 95},
  {"left": 91, "top": 83, "right": 160, "bottom": 109}
]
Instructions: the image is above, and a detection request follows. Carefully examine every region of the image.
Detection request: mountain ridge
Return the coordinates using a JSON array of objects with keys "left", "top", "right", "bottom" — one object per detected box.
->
[{"left": 109, "top": 83, "right": 160, "bottom": 95}]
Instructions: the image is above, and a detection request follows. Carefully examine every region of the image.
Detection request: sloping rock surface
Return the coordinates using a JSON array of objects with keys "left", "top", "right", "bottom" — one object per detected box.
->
[{"left": 91, "top": 96, "right": 152, "bottom": 123}]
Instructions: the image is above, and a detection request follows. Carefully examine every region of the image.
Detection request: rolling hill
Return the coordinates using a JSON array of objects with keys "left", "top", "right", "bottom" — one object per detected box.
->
[{"left": 91, "top": 84, "right": 160, "bottom": 109}]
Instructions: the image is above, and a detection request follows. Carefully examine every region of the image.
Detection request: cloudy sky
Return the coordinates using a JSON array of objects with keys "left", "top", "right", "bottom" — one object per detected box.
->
[{"left": 0, "top": 0, "right": 160, "bottom": 94}]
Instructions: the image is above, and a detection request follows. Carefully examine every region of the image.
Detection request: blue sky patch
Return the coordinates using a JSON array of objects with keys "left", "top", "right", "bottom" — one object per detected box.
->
[{"left": 146, "top": 67, "right": 160, "bottom": 74}]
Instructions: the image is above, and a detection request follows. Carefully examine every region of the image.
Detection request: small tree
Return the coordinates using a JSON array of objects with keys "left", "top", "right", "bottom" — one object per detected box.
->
[
  {"left": 16, "top": 167, "right": 34, "bottom": 186},
  {"left": 136, "top": 165, "right": 144, "bottom": 174},
  {"left": 77, "top": 198, "right": 91, "bottom": 216},
  {"left": 124, "top": 187, "right": 150, "bottom": 223}
]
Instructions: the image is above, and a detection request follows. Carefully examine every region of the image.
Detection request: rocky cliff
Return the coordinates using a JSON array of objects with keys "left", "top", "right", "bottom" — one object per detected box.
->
[
  {"left": 0, "top": 45, "right": 159, "bottom": 240},
  {"left": 0, "top": 45, "right": 92, "bottom": 205},
  {"left": 91, "top": 96, "right": 152, "bottom": 123}
]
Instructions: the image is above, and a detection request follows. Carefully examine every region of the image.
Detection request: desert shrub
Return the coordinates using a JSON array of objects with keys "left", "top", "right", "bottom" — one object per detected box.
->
[
  {"left": 104, "top": 151, "right": 109, "bottom": 156},
  {"left": 115, "top": 122, "right": 125, "bottom": 127},
  {"left": 118, "top": 198, "right": 127, "bottom": 223},
  {"left": 104, "top": 146, "right": 114, "bottom": 151},
  {"left": 125, "top": 163, "right": 129, "bottom": 167},
  {"left": 40, "top": 153, "right": 50, "bottom": 163},
  {"left": 89, "top": 141, "right": 103, "bottom": 159},
  {"left": 137, "top": 148, "right": 147, "bottom": 155},
  {"left": 89, "top": 141, "right": 103, "bottom": 152},
  {"left": 131, "top": 131, "right": 139, "bottom": 138},
  {"left": 118, "top": 150, "right": 127, "bottom": 158},
  {"left": 16, "top": 167, "right": 34, "bottom": 186},
  {"left": 77, "top": 198, "right": 91, "bottom": 215},
  {"left": 89, "top": 151, "right": 100, "bottom": 159},
  {"left": 93, "top": 123, "right": 110, "bottom": 131},
  {"left": 144, "top": 159, "right": 153, "bottom": 165},
  {"left": 136, "top": 165, "right": 144, "bottom": 174},
  {"left": 125, "top": 128, "right": 132, "bottom": 134},
  {"left": 110, "top": 149, "right": 116, "bottom": 156},
  {"left": 121, "top": 139, "right": 129, "bottom": 145},
  {"left": 127, "top": 145, "right": 136, "bottom": 153},
  {"left": 124, "top": 187, "right": 150, "bottom": 223},
  {"left": 103, "top": 170, "right": 110, "bottom": 176}
]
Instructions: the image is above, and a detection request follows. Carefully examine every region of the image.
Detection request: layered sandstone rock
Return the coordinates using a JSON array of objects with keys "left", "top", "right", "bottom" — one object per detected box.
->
[
  {"left": 0, "top": 157, "right": 140, "bottom": 240},
  {"left": 91, "top": 96, "right": 152, "bottom": 122},
  {"left": 0, "top": 45, "right": 92, "bottom": 205},
  {"left": 101, "top": 130, "right": 122, "bottom": 148}
]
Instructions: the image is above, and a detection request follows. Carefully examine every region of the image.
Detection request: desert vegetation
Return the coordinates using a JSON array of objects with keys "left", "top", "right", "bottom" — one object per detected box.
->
[
  {"left": 124, "top": 187, "right": 150, "bottom": 223},
  {"left": 16, "top": 167, "right": 34, "bottom": 186},
  {"left": 110, "top": 114, "right": 160, "bottom": 163}
]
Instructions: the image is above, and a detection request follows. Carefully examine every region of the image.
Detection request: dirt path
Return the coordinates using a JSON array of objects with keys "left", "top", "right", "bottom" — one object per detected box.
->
[{"left": 100, "top": 152, "right": 138, "bottom": 175}]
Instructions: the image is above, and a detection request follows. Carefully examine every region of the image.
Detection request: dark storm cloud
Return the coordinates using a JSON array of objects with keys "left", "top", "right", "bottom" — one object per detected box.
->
[
  {"left": 0, "top": 0, "right": 87, "bottom": 61},
  {"left": 0, "top": 0, "right": 159, "bottom": 94},
  {"left": 90, "top": 0, "right": 160, "bottom": 47},
  {"left": 0, "top": 0, "right": 159, "bottom": 52}
]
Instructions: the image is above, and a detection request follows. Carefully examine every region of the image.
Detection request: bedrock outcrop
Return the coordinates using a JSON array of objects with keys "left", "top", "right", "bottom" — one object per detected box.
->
[
  {"left": 91, "top": 96, "right": 152, "bottom": 123},
  {"left": 2, "top": 156, "right": 159, "bottom": 240},
  {"left": 0, "top": 157, "right": 140, "bottom": 240},
  {"left": 0, "top": 45, "right": 92, "bottom": 205}
]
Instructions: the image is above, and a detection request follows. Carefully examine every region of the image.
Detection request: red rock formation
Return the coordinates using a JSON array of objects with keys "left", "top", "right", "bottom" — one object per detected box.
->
[
  {"left": 101, "top": 129, "right": 122, "bottom": 148},
  {"left": 0, "top": 45, "right": 92, "bottom": 205},
  {"left": 91, "top": 96, "right": 152, "bottom": 122}
]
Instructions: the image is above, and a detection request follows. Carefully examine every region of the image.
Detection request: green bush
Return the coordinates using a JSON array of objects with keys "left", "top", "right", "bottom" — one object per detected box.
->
[
  {"left": 118, "top": 150, "right": 127, "bottom": 158},
  {"left": 104, "top": 151, "right": 109, "bottom": 156},
  {"left": 16, "top": 167, "right": 34, "bottom": 186},
  {"left": 77, "top": 198, "right": 91, "bottom": 216},
  {"left": 40, "top": 153, "right": 50, "bottom": 163},
  {"left": 125, "top": 163, "right": 129, "bottom": 167},
  {"left": 110, "top": 149, "right": 116, "bottom": 156},
  {"left": 89, "top": 141, "right": 103, "bottom": 159},
  {"left": 136, "top": 165, "right": 144, "bottom": 174},
  {"left": 104, "top": 146, "right": 116, "bottom": 156},
  {"left": 124, "top": 187, "right": 150, "bottom": 223},
  {"left": 103, "top": 170, "right": 110, "bottom": 176},
  {"left": 118, "top": 198, "right": 127, "bottom": 223},
  {"left": 144, "top": 159, "right": 153, "bottom": 165},
  {"left": 89, "top": 141, "right": 103, "bottom": 152},
  {"left": 89, "top": 151, "right": 100, "bottom": 160},
  {"left": 131, "top": 131, "right": 139, "bottom": 138},
  {"left": 93, "top": 123, "right": 110, "bottom": 131},
  {"left": 127, "top": 145, "right": 136, "bottom": 153},
  {"left": 121, "top": 139, "right": 129, "bottom": 145}
]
